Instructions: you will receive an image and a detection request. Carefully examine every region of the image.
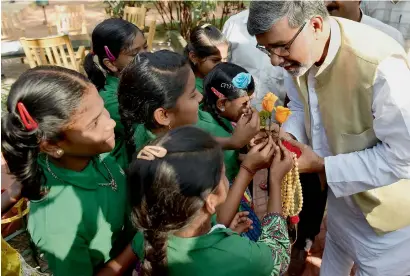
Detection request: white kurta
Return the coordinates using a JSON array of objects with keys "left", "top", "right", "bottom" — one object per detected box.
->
[{"left": 283, "top": 18, "right": 410, "bottom": 276}]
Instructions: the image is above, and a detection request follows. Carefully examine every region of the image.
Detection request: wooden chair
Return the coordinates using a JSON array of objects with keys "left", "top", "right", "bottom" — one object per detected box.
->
[
  {"left": 123, "top": 5, "right": 146, "bottom": 30},
  {"left": 49, "top": 4, "right": 87, "bottom": 36},
  {"left": 146, "top": 19, "right": 156, "bottom": 52},
  {"left": 1, "top": 12, "right": 25, "bottom": 41},
  {"left": 20, "top": 35, "right": 85, "bottom": 72}
]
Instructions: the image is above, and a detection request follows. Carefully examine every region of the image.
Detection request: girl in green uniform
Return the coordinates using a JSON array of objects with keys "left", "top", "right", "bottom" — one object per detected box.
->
[
  {"left": 84, "top": 18, "right": 147, "bottom": 169},
  {"left": 2, "top": 66, "right": 133, "bottom": 276},
  {"left": 128, "top": 126, "right": 292, "bottom": 276},
  {"left": 198, "top": 62, "right": 255, "bottom": 182},
  {"left": 184, "top": 24, "right": 229, "bottom": 93},
  {"left": 118, "top": 50, "right": 267, "bottom": 234}
]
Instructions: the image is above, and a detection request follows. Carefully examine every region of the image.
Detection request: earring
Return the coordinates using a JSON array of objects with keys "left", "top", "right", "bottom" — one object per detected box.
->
[
  {"left": 55, "top": 149, "right": 64, "bottom": 158},
  {"left": 219, "top": 107, "right": 225, "bottom": 112},
  {"left": 168, "top": 124, "right": 172, "bottom": 130}
]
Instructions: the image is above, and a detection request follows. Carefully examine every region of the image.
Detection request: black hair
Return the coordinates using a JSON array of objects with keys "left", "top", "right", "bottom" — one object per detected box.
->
[
  {"left": 84, "top": 18, "right": 143, "bottom": 91},
  {"left": 202, "top": 62, "right": 255, "bottom": 133},
  {"left": 184, "top": 24, "right": 228, "bottom": 73},
  {"left": 128, "top": 126, "right": 224, "bottom": 276},
  {"left": 118, "top": 50, "right": 191, "bottom": 158},
  {"left": 1, "top": 66, "right": 90, "bottom": 200}
]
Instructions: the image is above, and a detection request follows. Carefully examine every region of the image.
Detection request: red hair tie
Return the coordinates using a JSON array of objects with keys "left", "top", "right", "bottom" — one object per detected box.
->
[
  {"left": 211, "top": 87, "right": 225, "bottom": 99},
  {"left": 17, "top": 102, "right": 38, "bottom": 131}
]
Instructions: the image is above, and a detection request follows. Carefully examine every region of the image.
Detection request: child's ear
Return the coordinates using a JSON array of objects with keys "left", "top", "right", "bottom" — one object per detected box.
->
[
  {"left": 40, "top": 140, "right": 64, "bottom": 159},
  {"left": 103, "top": 58, "right": 119, "bottom": 73},
  {"left": 216, "top": 99, "right": 227, "bottom": 112},
  {"left": 204, "top": 193, "right": 218, "bottom": 215},
  {"left": 153, "top": 107, "right": 172, "bottom": 128},
  {"left": 188, "top": 51, "right": 199, "bottom": 66}
]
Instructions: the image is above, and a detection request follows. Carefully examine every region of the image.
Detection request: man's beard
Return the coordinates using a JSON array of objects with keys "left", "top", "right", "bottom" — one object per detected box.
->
[{"left": 280, "top": 60, "right": 313, "bottom": 77}]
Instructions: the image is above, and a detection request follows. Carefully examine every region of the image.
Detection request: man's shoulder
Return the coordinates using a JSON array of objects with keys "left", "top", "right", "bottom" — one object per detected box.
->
[
  {"left": 223, "top": 10, "right": 249, "bottom": 27},
  {"left": 361, "top": 14, "right": 404, "bottom": 45}
]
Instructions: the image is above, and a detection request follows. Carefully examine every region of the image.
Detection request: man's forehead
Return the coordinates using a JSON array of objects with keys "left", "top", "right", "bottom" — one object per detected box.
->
[{"left": 255, "top": 17, "right": 293, "bottom": 45}]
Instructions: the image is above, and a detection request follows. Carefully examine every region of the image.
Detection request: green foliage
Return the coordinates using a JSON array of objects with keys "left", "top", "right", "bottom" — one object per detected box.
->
[
  {"left": 152, "top": 1, "right": 246, "bottom": 39},
  {"left": 259, "top": 110, "right": 271, "bottom": 127},
  {"left": 103, "top": 0, "right": 145, "bottom": 18}
]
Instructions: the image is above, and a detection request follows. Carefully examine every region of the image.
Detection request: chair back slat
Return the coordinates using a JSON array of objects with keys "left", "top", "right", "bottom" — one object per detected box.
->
[
  {"left": 147, "top": 19, "right": 156, "bottom": 52},
  {"left": 123, "top": 5, "right": 146, "bottom": 30},
  {"left": 20, "top": 35, "right": 80, "bottom": 71}
]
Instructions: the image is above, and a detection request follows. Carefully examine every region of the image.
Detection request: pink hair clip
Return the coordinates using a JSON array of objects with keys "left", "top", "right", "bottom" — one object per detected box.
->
[
  {"left": 211, "top": 87, "right": 225, "bottom": 99},
  {"left": 104, "top": 46, "right": 116, "bottom": 62}
]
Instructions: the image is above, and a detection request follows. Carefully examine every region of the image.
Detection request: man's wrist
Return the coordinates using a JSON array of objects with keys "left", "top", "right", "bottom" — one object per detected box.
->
[{"left": 315, "top": 157, "right": 325, "bottom": 173}]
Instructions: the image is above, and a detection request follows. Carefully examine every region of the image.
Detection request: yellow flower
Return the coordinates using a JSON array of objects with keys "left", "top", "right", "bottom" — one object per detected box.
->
[
  {"left": 262, "top": 92, "right": 278, "bottom": 113},
  {"left": 275, "top": 106, "right": 292, "bottom": 124}
]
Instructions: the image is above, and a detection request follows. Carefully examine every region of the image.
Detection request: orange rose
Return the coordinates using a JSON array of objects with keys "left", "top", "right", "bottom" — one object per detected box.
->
[
  {"left": 275, "top": 106, "right": 292, "bottom": 124},
  {"left": 262, "top": 92, "right": 278, "bottom": 113}
]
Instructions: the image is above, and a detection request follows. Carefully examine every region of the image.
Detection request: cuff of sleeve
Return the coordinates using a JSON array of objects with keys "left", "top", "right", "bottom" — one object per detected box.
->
[{"left": 324, "top": 156, "right": 356, "bottom": 198}]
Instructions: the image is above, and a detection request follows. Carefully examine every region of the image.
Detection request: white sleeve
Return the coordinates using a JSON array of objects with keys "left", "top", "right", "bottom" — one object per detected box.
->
[
  {"left": 282, "top": 73, "right": 309, "bottom": 145},
  {"left": 325, "top": 56, "right": 410, "bottom": 197}
]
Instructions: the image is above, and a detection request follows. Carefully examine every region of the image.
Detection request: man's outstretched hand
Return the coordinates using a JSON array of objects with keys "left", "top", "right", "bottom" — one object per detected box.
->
[{"left": 284, "top": 139, "right": 325, "bottom": 174}]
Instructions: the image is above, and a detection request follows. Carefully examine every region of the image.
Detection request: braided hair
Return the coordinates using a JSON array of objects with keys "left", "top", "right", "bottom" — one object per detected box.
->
[
  {"left": 202, "top": 62, "right": 255, "bottom": 133},
  {"left": 128, "top": 126, "right": 224, "bottom": 276}
]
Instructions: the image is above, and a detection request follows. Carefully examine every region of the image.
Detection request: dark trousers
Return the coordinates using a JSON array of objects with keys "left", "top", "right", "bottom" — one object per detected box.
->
[{"left": 294, "top": 173, "right": 328, "bottom": 250}]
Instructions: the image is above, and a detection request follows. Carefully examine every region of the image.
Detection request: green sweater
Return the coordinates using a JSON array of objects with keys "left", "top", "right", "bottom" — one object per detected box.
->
[
  {"left": 29, "top": 154, "right": 131, "bottom": 275},
  {"left": 99, "top": 75, "right": 128, "bottom": 169},
  {"left": 196, "top": 109, "right": 240, "bottom": 182},
  {"left": 131, "top": 213, "right": 291, "bottom": 276}
]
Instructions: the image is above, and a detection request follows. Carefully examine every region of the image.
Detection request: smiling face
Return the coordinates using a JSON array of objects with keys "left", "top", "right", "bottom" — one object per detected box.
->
[
  {"left": 56, "top": 85, "right": 116, "bottom": 157},
  {"left": 255, "top": 16, "right": 327, "bottom": 77}
]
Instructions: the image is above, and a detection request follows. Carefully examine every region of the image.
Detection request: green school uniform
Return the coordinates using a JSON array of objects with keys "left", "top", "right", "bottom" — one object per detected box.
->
[
  {"left": 195, "top": 77, "right": 204, "bottom": 94},
  {"left": 99, "top": 75, "right": 128, "bottom": 169},
  {"left": 28, "top": 154, "right": 130, "bottom": 276},
  {"left": 133, "top": 123, "right": 156, "bottom": 152},
  {"left": 131, "top": 213, "right": 291, "bottom": 276},
  {"left": 196, "top": 109, "right": 240, "bottom": 182}
]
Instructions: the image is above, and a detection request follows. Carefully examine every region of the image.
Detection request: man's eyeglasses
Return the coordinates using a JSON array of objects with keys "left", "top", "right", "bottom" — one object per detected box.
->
[{"left": 256, "top": 21, "right": 307, "bottom": 57}]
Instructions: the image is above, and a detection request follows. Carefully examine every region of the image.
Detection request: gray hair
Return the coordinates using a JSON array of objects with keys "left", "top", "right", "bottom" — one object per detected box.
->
[{"left": 247, "top": 1, "right": 329, "bottom": 36}]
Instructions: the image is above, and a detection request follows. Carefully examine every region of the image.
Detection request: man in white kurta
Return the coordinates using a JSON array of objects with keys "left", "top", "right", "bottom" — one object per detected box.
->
[
  {"left": 247, "top": 1, "right": 410, "bottom": 275},
  {"left": 325, "top": 0, "right": 405, "bottom": 47},
  {"left": 283, "top": 17, "right": 410, "bottom": 275}
]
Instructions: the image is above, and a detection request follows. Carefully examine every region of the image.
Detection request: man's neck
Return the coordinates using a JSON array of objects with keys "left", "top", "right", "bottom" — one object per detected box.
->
[{"left": 315, "top": 24, "right": 331, "bottom": 67}]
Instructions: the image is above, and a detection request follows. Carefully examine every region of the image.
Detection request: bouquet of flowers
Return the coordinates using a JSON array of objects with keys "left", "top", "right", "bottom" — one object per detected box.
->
[{"left": 261, "top": 92, "right": 303, "bottom": 225}]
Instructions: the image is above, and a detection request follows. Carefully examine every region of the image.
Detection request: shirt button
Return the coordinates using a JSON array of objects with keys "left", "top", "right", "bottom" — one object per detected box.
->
[{"left": 315, "top": 125, "right": 320, "bottom": 130}]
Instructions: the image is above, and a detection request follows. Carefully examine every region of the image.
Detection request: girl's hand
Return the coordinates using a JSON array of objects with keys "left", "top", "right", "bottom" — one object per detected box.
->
[
  {"left": 249, "top": 131, "right": 268, "bottom": 147},
  {"left": 229, "top": 211, "right": 253, "bottom": 234},
  {"left": 269, "top": 141, "right": 294, "bottom": 185},
  {"left": 242, "top": 135, "right": 275, "bottom": 172},
  {"left": 230, "top": 108, "right": 260, "bottom": 149}
]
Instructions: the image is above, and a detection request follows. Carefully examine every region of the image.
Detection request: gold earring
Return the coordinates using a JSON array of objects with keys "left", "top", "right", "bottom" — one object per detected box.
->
[{"left": 56, "top": 149, "right": 64, "bottom": 157}]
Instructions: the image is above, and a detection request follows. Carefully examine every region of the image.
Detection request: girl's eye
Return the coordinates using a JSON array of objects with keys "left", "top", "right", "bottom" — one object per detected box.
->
[{"left": 94, "top": 120, "right": 99, "bottom": 127}]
